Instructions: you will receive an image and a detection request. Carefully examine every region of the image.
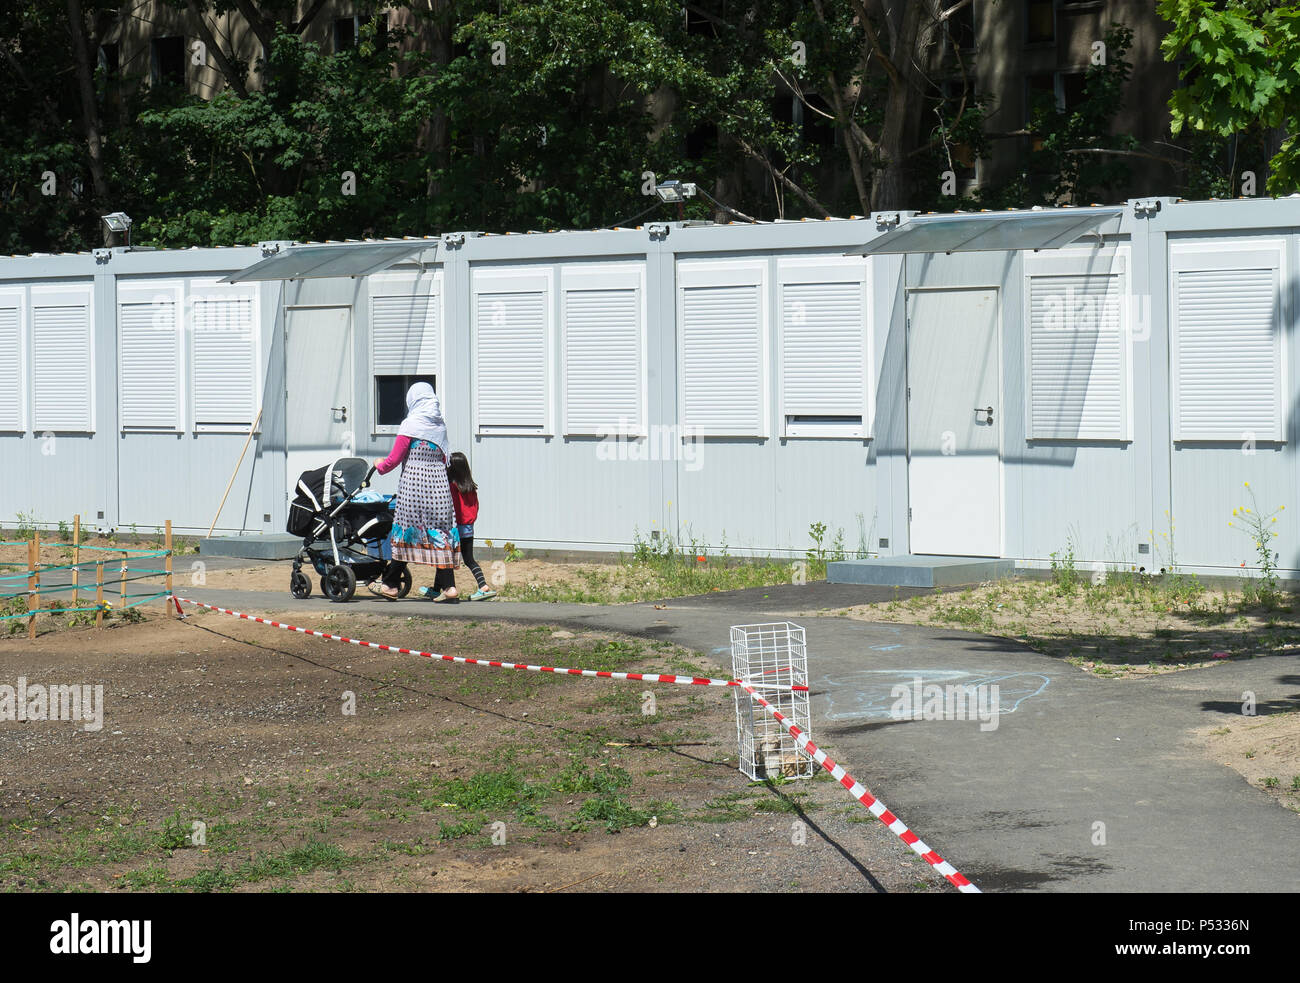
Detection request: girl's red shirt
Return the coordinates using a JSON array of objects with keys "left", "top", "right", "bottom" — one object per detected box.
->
[{"left": 450, "top": 485, "right": 479, "bottom": 526}]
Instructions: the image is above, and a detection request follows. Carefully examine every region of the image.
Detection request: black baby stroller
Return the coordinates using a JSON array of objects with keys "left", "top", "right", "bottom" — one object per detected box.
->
[{"left": 285, "top": 457, "right": 411, "bottom": 602}]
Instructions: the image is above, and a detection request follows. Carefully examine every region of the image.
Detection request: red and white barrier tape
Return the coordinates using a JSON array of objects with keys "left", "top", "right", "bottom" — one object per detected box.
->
[
  {"left": 168, "top": 595, "right": 807, "bottom": 692},
  {"left": 736, "top": 678, "right": 980, "bottom": 894}
]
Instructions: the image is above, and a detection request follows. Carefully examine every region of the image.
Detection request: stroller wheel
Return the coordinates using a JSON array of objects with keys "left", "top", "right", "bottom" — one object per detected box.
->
[
  {"left": 321, "top": 564, "right": 357, "bottom": 602},
  {"left": 290, "top": 571, "right": 312, "bottom": 599},
  {"left": 395, "top": 566, "right": 413, "bottom": 599}
]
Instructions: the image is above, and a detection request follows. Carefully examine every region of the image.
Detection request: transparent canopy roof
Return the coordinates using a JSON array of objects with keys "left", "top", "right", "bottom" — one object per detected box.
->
[
  {"left": 222, "top": 241, "right": 437, "bottom": 282},
  {"left": 848, "top": 208, "right": 1124, "bottom": 256}
]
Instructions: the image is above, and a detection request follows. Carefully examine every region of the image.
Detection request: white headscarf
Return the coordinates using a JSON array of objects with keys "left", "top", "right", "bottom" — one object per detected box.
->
[{"left": 398, "top": 382, "right": 448, "bottom": 452}]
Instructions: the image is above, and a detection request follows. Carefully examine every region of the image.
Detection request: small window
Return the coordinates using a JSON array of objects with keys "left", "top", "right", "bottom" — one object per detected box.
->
[
  {"left": 1060, "top": 71, "right": 1087, "bottom": 112},
  {"left": 334, "top": 17, "right": 358, "bottom": 51},
  {"left": 151, "top": 36, "right": 185, "bottom": 87},
  {"left": 98, "top": 43, "right": 119, "bottom": 77},
  {"left": 948, "top": 2, "right": 976, "bottom": 51},
  {"left": 376, "top": 375, "right": 437, "bottom": 429},
  {"left": 1026, "top": 0, "right": 1055, "bottom": 44}
]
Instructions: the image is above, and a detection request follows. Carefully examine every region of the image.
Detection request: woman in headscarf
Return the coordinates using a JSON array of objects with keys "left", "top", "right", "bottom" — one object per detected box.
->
[{"left": 368, "top": 382, "right": 460, "bottom": 600}]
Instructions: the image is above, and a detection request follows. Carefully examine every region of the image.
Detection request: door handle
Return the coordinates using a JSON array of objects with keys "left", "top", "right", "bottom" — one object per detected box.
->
[
  {"left": 974, "top": 406, "right": 993, "bottom": 424},
  {"left": 331, "top": 406, "right": 348, "bottom": 422}
]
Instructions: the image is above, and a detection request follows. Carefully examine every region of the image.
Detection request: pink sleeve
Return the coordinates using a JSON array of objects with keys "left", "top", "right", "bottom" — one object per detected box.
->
[{"left": 376, "top": 435, "right": 412, "bottom": 475}]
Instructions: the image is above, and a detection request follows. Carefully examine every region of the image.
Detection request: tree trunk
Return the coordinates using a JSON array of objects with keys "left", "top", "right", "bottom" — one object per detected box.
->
[{"left": 64, "top": 0, "right": 110, "bottom": 240}]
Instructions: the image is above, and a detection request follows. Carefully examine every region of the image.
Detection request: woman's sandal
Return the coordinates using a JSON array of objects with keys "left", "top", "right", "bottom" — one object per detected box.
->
[{"left": 366, "top": 581, "right": 399, "bottom": 600}]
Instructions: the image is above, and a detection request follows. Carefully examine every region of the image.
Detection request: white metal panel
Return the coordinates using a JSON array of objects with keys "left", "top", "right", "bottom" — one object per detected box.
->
[
  {"left": 561, "top": 263, "right": 644, "bottom": 435},
  {"left": 118, "top": 281, "right": 183, "bottom": 430},
  {"left": 908, "top": 288, "right": 1000, "bottom": 556},
  {"left": 1171, "top": 240, "right": 1285, "bottom": 441},
  {"left": 191, "top": 279, "right": 258, "bottom": 429},
  {"left": 473, "top": 267, "right": 551, "bottom": 433},
  {"left": 30, "top": 285, "right": 93, "bottom": 432},
  {"left": 0, "top": 289, "right": 22, "bottom": 431},
  {"left": 677, "top": 259, "right": 766, "bottom": 436},
  {"left": 777, "top": 256, "right": 869, "bottom": 437},
  {"left": 1026, "top": 272, "right": 1126, "bottom": 439}
]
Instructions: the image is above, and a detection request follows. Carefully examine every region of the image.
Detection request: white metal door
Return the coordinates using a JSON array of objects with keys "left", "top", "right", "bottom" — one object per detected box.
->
[
  {"left": 286, "top": 307, "right": 353, "bottom": 493},
  {"left": 907, "top": 289, "right": 1000, "bottom": 556}
]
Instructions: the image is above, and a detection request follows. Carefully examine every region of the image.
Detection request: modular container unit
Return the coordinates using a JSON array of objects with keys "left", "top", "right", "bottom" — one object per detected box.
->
[{"left": 1, "top": 196, "right": 1298, "bottom": 577}]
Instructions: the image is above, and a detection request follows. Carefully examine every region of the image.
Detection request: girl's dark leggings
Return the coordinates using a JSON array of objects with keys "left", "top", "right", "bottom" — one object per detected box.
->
[{"left": 461, "top": 537, "right": 487, "bottom": 589}]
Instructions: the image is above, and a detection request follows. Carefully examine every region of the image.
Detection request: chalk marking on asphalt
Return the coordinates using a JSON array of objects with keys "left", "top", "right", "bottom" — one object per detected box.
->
[{"left": 818, "top": 669, "right": 1050, "bottom": 721}]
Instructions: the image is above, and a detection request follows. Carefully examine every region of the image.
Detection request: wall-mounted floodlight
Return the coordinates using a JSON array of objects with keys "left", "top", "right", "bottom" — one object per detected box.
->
[
  {"left": 654, "top": 179, "right": 697, "bottom": 204},
  {"left": 101, "top": 212, "right": 133, "bottom": 247}
]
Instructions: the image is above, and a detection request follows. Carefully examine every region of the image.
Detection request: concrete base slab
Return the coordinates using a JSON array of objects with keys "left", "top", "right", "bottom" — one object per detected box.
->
[
  {"left": 200, "top": 534, "right": 302, "bottom": 561},
  {"left": 827, "top": 555, "right": 1015, "bottom": 588}
]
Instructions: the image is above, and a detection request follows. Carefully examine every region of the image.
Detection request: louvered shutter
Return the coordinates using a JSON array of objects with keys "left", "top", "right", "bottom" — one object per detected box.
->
[
  {"left": 371, "top": 283, "right": 439, "bottom": 376},
  {"left": 0, "top": 293, "right": 20, "bottom": 431},
  {"left": 678, "top": 261, "right": 766, "bottom": 436},
  {"left": 31, "top": 286, "right": 93, "bottom": 431},
  {"left": 1026, "top": 273, "right": 1125, "bottom": 439},
  {"left": 1171, "top": 244, "right": 1283, "bottom": 441},
  {"left": 562, "top": 265, "right": 643, "bottom": 435},
  {"left": 778, "top": 258, "right": 868, "bottom": 437},
  {"left": 118, "top": 282, "right": 182, "bottom": 430},
  {"left": 474, "top": 269, "right": 550, "bottom": 432},
  {"left": 191, "top": 281, "right": 257, "bottom": 428}
]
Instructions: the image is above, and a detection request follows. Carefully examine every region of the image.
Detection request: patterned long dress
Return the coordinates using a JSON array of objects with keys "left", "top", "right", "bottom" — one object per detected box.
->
[{"left": 389, "top": 440, "right": 461, "bottom": 568}]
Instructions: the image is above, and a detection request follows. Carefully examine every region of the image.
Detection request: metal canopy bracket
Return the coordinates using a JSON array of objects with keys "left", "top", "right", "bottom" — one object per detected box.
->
[
  {"left": 221, "top": 240, "right": 438, "bottom": 282},
  {"left": 845, "top": 207, "right": 1124, "bottom": 257}
]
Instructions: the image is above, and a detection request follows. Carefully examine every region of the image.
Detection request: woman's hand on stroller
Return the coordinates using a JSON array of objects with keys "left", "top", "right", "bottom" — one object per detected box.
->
[{"left": 364, "top": 462, "right": 380, "bottom": 487}]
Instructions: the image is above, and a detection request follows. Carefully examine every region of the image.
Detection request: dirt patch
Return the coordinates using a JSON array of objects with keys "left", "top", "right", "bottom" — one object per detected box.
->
[
  {"left": 804, "top": 576, "right": 1300, "bottom": 678},
  {"left": 196, "top": 557, "right": 604, "bottom": 601},
  {"left": 0, "top": 610, "right": 946, "bottom": 893},
  {"left": 1195, "top": 712, "right": 1300, "bottom": 814}
]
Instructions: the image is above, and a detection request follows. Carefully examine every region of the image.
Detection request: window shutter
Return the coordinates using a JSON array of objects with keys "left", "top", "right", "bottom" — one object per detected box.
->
[
  {"left": 779, "top": 263, "right": 867, "bottom": 436},
  {"left": 1172, "top": 246, "right": 1283, "bottom": 441},
  {"left": 31, "top": 287, "right": 93, "bottom": 432},
  {"left": 372, "top": 292, "right": 439, "bottom": 376},
  {"left": 474, "top": 270, "right": 550, "bottom": 431},
  {"left": 192, "top": 282, "right": 257, "bottom": 428},
  {"left": 679, "top": 262, "right": 765, "bottom": 436},
  {"left": 0, "top": 295, "right": 20, "bottom": 431},
  {"left": 1027, "top": 273, "right": 1125, "bottom": 439},
  {"left": 562, "top": 266, "right": 642, "bottom": 435},
  {"left": 118, "top": 283, "right": 182, "bottom": 430}
]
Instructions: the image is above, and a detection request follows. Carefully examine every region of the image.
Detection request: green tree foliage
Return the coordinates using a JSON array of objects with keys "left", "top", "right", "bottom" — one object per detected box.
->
[
  {"left": 1, "top": 1, "right": 1153, "bottom": 252},
  {"left": 1160, "top": 0, "right": 1300, "bottom": 193}
]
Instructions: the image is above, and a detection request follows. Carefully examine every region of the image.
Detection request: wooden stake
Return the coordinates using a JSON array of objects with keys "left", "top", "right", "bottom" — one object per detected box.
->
[
  {"left": 120, "top": 550, "right": 128, "bottom": 613},
  {"left": 95, "top": 560, "right": 104, "bottom": 629},
  {"left": 72, "top": 514, "right": 80, "bottom": 601},
  {"left": 165, "top": 520, "right": 174, "bottom": 616},
  {"left": 26, "top": 536, "right": 36, "bottom": 640}
]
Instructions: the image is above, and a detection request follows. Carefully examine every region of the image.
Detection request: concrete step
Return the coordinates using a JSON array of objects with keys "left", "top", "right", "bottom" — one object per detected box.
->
[
  {"left": 200, "top": 534, "right": 303, "bottom": 561},
  {"left": 827, "top": 555, "right": 1015, "bottom": 588}
]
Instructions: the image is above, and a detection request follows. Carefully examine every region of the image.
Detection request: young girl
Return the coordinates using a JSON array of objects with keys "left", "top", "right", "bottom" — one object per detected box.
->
[{"left": 421, "top": 452, "right": 495, "bottom": 600}]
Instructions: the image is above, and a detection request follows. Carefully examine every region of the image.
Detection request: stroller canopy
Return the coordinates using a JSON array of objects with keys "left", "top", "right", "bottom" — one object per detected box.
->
[{"left": 294, "top": 457, "right": 371, "bottom": 510}]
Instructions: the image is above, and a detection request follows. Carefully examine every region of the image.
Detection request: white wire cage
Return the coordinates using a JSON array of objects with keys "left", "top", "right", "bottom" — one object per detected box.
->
[{"left": 730, "top": 622, "right": 814, "bottom": 781}]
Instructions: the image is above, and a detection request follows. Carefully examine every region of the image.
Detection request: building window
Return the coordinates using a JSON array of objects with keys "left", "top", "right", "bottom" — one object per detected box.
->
[
  {"left": 1025, "top": 0, "right": 1055, "bottom": 44},
  {"left": 98, "top": 42, "right": 119, "bottom": 77},
  {"left": 334, "top": 16, "right": 358, "bottom": 51},
  {"left": 948, "top": 1, "right": 977, "bottom": 51},
  {"left": 150, "top": 36, "right": 185, "bottom": 87},
  {"left": 375, "top": 375, "right": 437, "bottom": 428},
  {"left": 561, "top": 264, "right": 645, "bottom": 437},
  {"left": 472, "top": 267, "right": 552, "bottom": 435}
]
